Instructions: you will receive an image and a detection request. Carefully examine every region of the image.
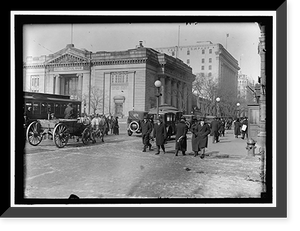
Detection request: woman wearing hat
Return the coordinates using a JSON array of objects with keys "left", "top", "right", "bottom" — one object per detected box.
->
[{"left": 191, "top": 117, "right": 211, "bottom": 158}]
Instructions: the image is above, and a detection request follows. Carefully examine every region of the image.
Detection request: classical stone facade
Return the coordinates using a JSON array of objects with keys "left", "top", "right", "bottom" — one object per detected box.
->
[{"left": 24, "top": 43, "right": 195, "bottom": 116}]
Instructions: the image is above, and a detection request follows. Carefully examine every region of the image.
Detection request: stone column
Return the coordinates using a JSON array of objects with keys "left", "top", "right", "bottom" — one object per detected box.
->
[
  {"left": 166, "top": 77, "right": 172, "bottom": 105},
  {"left": 183, "top": 82, "right": 188, "bottom": 114},
  {"left": 76, "top": 73, "right": 83, "bottom": 100},
  {"left": 172, "top": 80, "right": 177, "bottom": 108},
  {"left": 178, "top": 81, "right": 183, "bottom": 111},
  {"left": 55, "top": 74, "right": 60, "bottom": 95}
]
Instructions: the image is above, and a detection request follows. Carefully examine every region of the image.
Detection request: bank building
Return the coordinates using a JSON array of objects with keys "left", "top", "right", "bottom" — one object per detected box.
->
[{"left": 23, "top": 42, "right": 195, "bottom": 117}]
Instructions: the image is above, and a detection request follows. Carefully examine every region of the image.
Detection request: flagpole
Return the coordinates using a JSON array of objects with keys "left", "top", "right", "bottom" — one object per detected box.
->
[{"left": 71, "top": 24, "right": 73, "bottom": 44}]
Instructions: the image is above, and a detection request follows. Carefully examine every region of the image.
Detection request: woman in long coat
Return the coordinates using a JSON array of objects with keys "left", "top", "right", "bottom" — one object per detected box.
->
[
  {"left": 153, "top": 118, "right": 167, "bottom": 155},
  {"left": 191, "top": 118, "right": 211, "bottom": 158}
]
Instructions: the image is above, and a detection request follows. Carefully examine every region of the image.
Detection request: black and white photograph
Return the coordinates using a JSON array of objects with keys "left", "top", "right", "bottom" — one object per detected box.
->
[{"left": 6, "top": 6, "right": 288, "bottom": 219}]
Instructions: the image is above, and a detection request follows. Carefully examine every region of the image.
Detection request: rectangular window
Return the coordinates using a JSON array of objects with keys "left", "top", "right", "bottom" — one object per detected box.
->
[
  {"left": 111, "top": 72, "right": 129, "bottom": 84},
  {"left": 209, "top": 58, "right": 212, "bottom": 63},
  {"left": 201, "top": 66, "right": 205, "bottom": 70},
  {"left": 209, "top": 65, "right": 212, "bottom": 70},
  {"left": 202, "top": 49, "right": 205, "bottom": 54},
  {"left": 202, "top": 58, "right": 205, "bottom": 63},
  {"left": 31, "top": 75, "right": 39, "bottom": 92},
  {"left": 209, "top": 49, "right": 212, "bottom": 54},
  {"left": 187, "top": 59, "right": 190, "bottom": 64},
  {"left": 187, "top": 50, "right": 190, "bottom": 55},
  {"left": 208, "top": 72, "right": 212, "bottom": 77},
  {"left": 33, "top": 102, "right": 40, "bottom": 115}
]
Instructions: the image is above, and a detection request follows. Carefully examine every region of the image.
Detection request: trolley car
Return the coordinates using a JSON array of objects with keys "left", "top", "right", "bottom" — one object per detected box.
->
[{"left": 24, "top": 92, "right": 94, "bottom": 148}]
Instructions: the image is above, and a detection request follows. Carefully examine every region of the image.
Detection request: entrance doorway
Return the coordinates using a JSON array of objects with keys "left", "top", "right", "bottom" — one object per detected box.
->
[{"left": 113, "top": 95, "right": 125, "bottom": 118}]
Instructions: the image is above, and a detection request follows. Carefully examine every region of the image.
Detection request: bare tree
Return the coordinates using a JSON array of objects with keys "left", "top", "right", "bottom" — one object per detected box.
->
[
  {"left": 83, "top": 86, "right": 103, "bottom": 114},
  {"left": 192, "top": 74, "right": 219, "bottom": 115}
]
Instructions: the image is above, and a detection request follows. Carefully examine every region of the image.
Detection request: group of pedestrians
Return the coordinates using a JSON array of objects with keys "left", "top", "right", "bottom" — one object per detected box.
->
[{"left": 140, "top": 115, "right": 213, "bottom": 159}]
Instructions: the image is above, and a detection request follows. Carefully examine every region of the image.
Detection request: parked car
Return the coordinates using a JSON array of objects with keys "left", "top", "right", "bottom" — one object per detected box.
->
[{"left": 127, "top": 110, "right": 149, "bottom": 136}]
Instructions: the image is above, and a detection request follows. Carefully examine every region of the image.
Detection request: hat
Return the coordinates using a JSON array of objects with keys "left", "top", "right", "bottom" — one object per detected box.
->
[{"left": 180, "top": 116, "right": 186, "bottom": 121}]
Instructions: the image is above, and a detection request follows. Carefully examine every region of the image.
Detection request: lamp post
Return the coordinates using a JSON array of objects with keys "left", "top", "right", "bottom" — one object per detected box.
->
[
  {"left": 154, "top": 80, "right": 162, "bottom": 120},
  {"left": 236, "top": 102, "right": 240, "bottom": 118},
  {"left": 216, "top": 97, "right": 220, "bottom": 117}
]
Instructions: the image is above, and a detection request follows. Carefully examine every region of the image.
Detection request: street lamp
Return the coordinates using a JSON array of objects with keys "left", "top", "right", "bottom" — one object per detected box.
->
[
  {"left": 154, "top": 80, "right": 162, "bottom": 120},
  {"left": 236, "top": 102, "right": 240, "bottom": 118},
  {"left": 216, "top": 97, "right": 220, "bottom": 117}
]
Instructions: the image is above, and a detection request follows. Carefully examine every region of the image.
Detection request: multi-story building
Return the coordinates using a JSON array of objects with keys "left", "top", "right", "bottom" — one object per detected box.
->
[
  {"left": 156, "top": 42, "right": 240, "bottom": 99},
  {"left": 23, "top": 42, "right": 195, "bottom": 116}
]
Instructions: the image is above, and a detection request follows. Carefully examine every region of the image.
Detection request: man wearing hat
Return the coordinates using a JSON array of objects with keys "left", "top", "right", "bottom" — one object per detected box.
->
[
  {"left": 153, "top": 116, "right": 167, "bottom": 155},
  {"left": 64, "top": 103, "right": 75, "bottom": 119},
  {"left": 175, "top": 116, "right": 188, "bottom": 156},
  {"left": 141, "top": 115, "right": 153, "bottom": 152},
  {"left": 191, "top": 117, "right": 211, "bottom": 158}
]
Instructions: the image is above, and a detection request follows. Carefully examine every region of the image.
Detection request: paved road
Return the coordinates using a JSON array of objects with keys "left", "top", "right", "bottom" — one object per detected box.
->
[{"left": 24, "top": 121, "right": 262, "bottom": 199}]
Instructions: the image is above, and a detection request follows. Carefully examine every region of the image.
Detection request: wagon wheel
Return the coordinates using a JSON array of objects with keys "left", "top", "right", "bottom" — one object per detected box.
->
[
  {"left": 26, "top": 121, "right": 43, "bottom": 146},
  {"left": 53, "top": 123, "right": 69, "bottom": 148},
  {"left": 82, "top": 127, "right": 91, "bottom": 145}
]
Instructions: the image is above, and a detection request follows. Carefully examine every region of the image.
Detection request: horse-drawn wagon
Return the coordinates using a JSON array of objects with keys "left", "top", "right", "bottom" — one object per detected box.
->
[{"left": 26, "top": 118, "right": 94, "bottom": 148}]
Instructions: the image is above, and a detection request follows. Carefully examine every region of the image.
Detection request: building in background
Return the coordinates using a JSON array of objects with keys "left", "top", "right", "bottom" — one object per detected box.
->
[
  {"left": 23, "top": 42, "right": 195, "bottom": 117},
  {"left": 156, "top": 42, "right": 240, "bottom": 99}
]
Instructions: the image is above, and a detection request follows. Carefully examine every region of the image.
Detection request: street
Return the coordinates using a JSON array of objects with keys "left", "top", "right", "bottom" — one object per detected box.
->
[{"left": 24, "top": 119, "right": 262, "bottom": 199}]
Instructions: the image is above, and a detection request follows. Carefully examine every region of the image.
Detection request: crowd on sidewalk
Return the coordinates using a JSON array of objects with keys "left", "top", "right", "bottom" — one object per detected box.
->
[{"left": 139, "top": 115, "right": 249, "bottom": 159}]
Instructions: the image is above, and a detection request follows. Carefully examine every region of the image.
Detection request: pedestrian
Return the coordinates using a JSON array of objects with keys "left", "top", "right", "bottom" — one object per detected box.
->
[
  {"left": 153, "top": 117, "right": 167, "bottom": 155},
  {"left": 191, "top": 117, "right": 211, "bottom": 159},
  {"left": 64, "top": 103, "right": 75, "bottom": 119},
  {"left": 210, "top": 117, "right": 221, "bottom": 143},
  {"left": 233, "top": 118, "right": 241, "bottom": 138},
  {"left": 175, "top": 116, "right": 188, "bottom": 156},
  {"left": 113, "top": 116, "right": 119, "bottom": 135},
  {"left": 241, "top": 117, "right": 248, "bottom": 139},
  {"left": 219, "top": 118, "right": 225, "bottom": 137},
  {"left": 141, "top": 116, "right": 153, "bottom": 152}
]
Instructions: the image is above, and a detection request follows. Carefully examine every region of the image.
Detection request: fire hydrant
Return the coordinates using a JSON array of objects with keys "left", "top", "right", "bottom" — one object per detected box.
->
[{"left": 246, "top": 138, "right": 256, "bottom": 156}]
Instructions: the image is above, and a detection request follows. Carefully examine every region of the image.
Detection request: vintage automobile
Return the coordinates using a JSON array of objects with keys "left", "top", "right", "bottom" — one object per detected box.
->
[
  {"left": 127, "top": 110, "right": 149, "bottom": 136},
  {"left": 148, "top": 104, "right": 183, "bottom": 139}
]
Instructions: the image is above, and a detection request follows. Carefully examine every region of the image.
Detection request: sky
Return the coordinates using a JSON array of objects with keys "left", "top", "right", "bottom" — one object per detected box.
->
[{"left": 23, "top": 22, "right": 261, "bottom": 82}]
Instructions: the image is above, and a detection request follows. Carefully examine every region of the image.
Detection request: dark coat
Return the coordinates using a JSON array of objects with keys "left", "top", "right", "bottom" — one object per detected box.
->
[
  {"left": 175, "top": 121, "right": 188, "bottom": 151},
  {"left": 210, "top": 120, "right": 221, "bottom": 136},
  {"left": 153, "top": 123, "right": 167, "bottom": 146},
  {"left": 191, "top": 122, "right": 211, "bottom": 151},
  {"left": 64, "top": 105, "right": 74, "bottom": 119},
  {"left": 141, "top": 120, "right": 152, "bottom": 136},
  {"left": 234, "top": 120, "right": 241, "bottom": 135}
]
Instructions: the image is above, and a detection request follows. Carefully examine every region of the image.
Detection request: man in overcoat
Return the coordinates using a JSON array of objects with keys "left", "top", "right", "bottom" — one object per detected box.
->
[
  {"left": 191, "top": 117, "right": 211, "bottom": 159},
  {"left": 210, "top": 117, "right": 221, "bottom": 143},
  {"left": 64, "top": 103, "right": 75, "bottom": 119},
  {"left": 141, "top": 116, "right": 153, "bottom": 152},
  {"left": 153, "top": 117, "right": 167, "bottom": 155},
  {"left": 175, "top": 116, "right": 188, "bottom": 156}
]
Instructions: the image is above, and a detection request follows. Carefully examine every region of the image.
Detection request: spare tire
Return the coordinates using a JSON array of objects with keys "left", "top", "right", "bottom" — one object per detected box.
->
[{"left": 129, "top": 121, "right": 139, "bottom": 133}]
